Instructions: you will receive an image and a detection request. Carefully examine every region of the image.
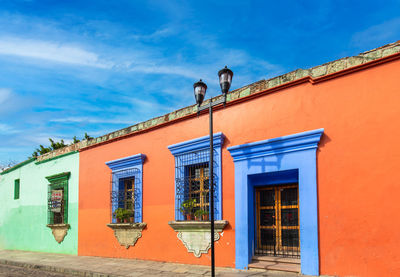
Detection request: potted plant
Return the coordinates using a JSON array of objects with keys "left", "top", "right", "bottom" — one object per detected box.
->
[
  {"left": 194, "top": 209, "right": 210, "bottom": 221},
  {"left": 202, "top": 210, "right": 209, "bottom": 221},
  {"left": 180, "top": 199, "right": 196, "bottom": 220},
  {"left": 194, "top": 209, "right": 203, "bottom": 221},
  {"left": 128, "top": 210, "right": 135, "bottom": 223}
]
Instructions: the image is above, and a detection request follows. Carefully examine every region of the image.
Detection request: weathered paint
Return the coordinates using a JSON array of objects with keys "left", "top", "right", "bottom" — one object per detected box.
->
[
  {"left": 0, "top": 153, "right": 79, "bottom": 254},
  {"left": 78, "top": 55, "right": 400, "bottom": 277}
]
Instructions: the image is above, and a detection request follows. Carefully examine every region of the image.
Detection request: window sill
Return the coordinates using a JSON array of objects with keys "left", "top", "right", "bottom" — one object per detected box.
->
[
  {"left": 46, "top": 224, "right": 70, "bottom": 244},
  {"left": 168, "top": 220, "right": 228, "bottom": 232},
  {"left": 168, "top": 220, "right": 228, "bottom": 257},
  {"left": 107, "top": 222, "right": 146, "bottom": 249}
]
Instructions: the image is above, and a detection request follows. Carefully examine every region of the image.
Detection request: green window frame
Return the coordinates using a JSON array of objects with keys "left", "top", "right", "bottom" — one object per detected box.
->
[
  {"left": 46, "top": 172, "right": 70, "bottom": 224},
  {"left": 14, "top": 179, "right": 20, "bottom": 200}
]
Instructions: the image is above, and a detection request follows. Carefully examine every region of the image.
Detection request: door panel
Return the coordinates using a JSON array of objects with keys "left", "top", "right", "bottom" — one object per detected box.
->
[{"left": 255, "top": 184, "right": 300, "bottom": 257}]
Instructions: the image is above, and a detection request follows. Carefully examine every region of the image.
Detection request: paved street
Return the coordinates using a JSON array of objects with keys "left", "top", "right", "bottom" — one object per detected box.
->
[
  {"left": 0, "top": 250, "right": 300, "bottom": 277},
  {"left": 0, "top": 263, "right": 75, "bottom": 277}
]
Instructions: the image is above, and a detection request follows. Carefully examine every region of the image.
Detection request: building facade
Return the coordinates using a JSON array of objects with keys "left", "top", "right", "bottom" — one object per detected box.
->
[
  {"left": 0, "top": 152, "right": 79, "bottom": 254},
  {"left": 1, "top": 42, "right": 400, "bottom": 277}
]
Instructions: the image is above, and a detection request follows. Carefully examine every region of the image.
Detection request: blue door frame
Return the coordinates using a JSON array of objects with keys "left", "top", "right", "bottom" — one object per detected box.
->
[{"left": 228, "top": 129, "right": 323, "bottom": 276}]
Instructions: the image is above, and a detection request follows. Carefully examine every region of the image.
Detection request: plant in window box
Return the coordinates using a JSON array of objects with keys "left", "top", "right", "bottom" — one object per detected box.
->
[
  {"left": 194, "top": 209, "right": 202, "bottom": 221},
  {"left": 202, "top": 210, "right": 209, "bottom": 221},
  {"left": 113, "top": 208, "right": 131, "bottom": 223},
  {"left": 128, "top": 210, "right": 135, "bottom": 223},
  {"left": 194, "top": 209, "right": 210, "bottom": 221},
  {"left": 179, "top": 199, "right": 196, "bottom": 220}
]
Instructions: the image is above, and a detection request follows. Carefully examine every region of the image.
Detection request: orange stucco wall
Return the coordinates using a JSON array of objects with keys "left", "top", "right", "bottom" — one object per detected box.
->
[{"left": 78, "top": 57, "right": 400, "bottom": 276}]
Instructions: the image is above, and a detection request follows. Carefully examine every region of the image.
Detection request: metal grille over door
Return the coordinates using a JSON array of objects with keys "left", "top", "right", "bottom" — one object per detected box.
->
[{"left": 255, "top": 184, "right": 300, "bottom": 258}]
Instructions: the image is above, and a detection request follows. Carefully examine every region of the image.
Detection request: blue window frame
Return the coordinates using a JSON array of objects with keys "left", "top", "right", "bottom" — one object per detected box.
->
[
  {"left": 106, "top": 154, "right": 145, "bottom": 223},
  {"left": 168, "top": 133, "right": 224, "bottom": 221}
]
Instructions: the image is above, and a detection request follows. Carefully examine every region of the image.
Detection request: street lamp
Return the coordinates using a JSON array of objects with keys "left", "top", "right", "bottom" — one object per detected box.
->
[{"left": 193, "top": 66, "right": 233, "bottom": 277}]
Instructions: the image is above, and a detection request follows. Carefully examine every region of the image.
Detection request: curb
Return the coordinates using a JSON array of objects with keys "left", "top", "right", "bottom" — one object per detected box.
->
[{"left": 0, "top": 259, "right": 121, "bottom": 277}]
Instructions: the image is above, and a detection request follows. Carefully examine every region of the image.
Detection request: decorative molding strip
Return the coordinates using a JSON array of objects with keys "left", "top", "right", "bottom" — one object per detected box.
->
[
  {"left": 168, "top": 133, "right": 224, "bottom": 156},
  {"left": 47, "top": 224, "right": 70, "bottom": 243},
  {"left": 106, "top": 154, "right": 146, "bottom": 172},
  {"left": 168, "top": 220, "right": 228, "bottom": 257},
  {"left": 107, "top": 223, "right": 147, "bottom": 249},
  {"left": 228, "top": 128, "right": 324, "bottom": 162},
  {"left": 45, "top": 172, "right": 71, "bottom": 183}
]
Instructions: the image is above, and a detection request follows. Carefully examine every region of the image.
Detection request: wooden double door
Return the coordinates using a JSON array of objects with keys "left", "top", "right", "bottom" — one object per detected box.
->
[{"left": 255, "top": 184, "right": 300, "bottom": 257}]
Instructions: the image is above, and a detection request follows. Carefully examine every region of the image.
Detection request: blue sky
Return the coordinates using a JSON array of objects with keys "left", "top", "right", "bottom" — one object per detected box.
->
[{"left": 1, "top": 0, "right": 400, "bottom": 164}]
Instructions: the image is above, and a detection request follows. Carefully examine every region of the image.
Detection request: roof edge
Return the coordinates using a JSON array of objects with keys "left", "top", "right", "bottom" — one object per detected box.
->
[
  {"left": 0, "top": 158, "right": 36, "bottom": 175},
  {"left": 35, "top": 40, "right": 400, "bottom": 158}
]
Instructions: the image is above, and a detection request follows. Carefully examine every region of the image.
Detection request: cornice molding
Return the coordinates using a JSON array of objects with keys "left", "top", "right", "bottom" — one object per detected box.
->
[
  {"left": 105, "top": 154, "right": 146, "bottom": 172},
  {"left": 45, "top": 172, "right": 71, "bottom": 184},
  {"left": 228, "top": 128, "right": 324, "bottom": 162},
  {"left": 168, "top": 133, "right": 224, "bottom": 156}
]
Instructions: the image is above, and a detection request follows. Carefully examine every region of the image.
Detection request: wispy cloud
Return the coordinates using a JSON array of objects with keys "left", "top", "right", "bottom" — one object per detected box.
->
[
  {"left": 0, "top": 88, "right": 12, "bottom": 104},
  {"left": 26, "top": 134, "right": 69, "bottom": 146},
  {"left": 0, "top": 123, "right": 19, "bottom": 134},
  {"left": 0, "top": 37, "right": 114, "bottom": 68},
  {"left": 0, "top": 6, "right": 287, "bottom": 164},
  {"left": 49, "top": 116, "right": 133, "bottom": 124},
  {"left": 130, "top": 26, "right": 176, "bottom": 41},
  {"left": 128, "top": 64, "right": 213, "bottom": 80},
  {"left": 352, "top": 17, "right": 400, "bottom": 48}
]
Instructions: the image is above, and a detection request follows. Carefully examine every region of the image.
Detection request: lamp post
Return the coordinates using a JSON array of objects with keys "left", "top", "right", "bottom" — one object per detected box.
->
[{"left": 193, "top": 66, "right": 233, "bottom": 277}]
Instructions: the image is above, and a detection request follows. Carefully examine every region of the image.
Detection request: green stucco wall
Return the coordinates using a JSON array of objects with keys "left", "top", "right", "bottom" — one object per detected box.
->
[{"left": 0, "top": 152, "right": 79, "bottom": 254}]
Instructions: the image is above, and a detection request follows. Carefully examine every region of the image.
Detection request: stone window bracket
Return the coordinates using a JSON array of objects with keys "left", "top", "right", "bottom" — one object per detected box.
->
[
  {"left": 47, "top": 223, "right": 70, "bottom": 244},
  {"left": 168, "top": 220, "right": 228, "bottom": 257},
  {"left": 107, "top": 223, "right": 147, "bottom": 249}
]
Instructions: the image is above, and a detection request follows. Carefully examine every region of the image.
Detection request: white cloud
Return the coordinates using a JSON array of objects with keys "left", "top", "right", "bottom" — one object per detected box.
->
[
  {"left": 130, "top": 26, "right": 176, "bottom": 40},
  {"left": 128, "top": 64, "right": 213, "bottom": 80},
  {"left": 352, "top": 18, "right": 400, "bottom": 47},
  {"left": 49, "top": 116, "right": 133, "bottom": 125},
  {"left": 0, "top": 88, "right": 12, "bottom": 104},
  {"left": 0, "top": 123, "right": 19, "bottom": 134},
  {"left": 0, "top": 37, "right": 114, "bottom": 68}
]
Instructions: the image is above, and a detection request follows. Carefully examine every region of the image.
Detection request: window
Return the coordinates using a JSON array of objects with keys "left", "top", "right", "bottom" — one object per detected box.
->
[
  {"left": 46, "top": 172, "right": 70, "bottom": 225},
  {"left": 106, "top": 154, "right": 145, "bottom": 223},
  {"left": 121, "top": 177, "right": 134, "bottom": 211},
  {"left": 187, "top": 164, "right": 209, "bottom": 216},
  {"left": 14, "top": 179, "right": 20, "bottom": 200},
  {"left": 168, "top": 133, "right": 224, "bottom": 221},
  {"left": 112, "top": 172, "right": 138, "bottom": 223}
]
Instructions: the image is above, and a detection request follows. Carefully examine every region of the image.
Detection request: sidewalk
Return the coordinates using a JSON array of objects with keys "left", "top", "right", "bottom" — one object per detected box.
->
[{"left": 0, "top": 250, "right": 299, "bottom": 276}]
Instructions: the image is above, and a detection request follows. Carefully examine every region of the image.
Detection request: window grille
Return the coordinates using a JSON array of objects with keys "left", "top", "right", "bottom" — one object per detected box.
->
[
  {"left": 110, "top": 168, "right": 141, "bottom": 223},
  {"left": 255, "top": 184, "right": 300, "bottom": 258},
  {"left": 174, "top": 148, "right": 219, "bottom": 221},
  {"left": 46, "top": 173, "right": 70, "bottom": 225}
]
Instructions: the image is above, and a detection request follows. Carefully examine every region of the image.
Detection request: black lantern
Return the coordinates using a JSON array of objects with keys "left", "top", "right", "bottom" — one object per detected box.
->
[
  {"left": 218, "top": 66, "right": 233, "bottom": 94},
  {"left": 193, "top": 79, "right": 207, "bottom": 106}
]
